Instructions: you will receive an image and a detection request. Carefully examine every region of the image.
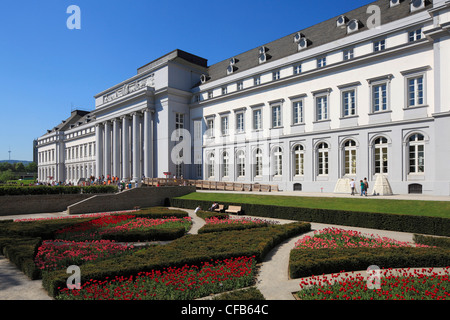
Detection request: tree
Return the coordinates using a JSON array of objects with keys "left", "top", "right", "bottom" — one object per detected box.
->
[{"left": 0, "top": 169, "right": 15, "bottom": 182}]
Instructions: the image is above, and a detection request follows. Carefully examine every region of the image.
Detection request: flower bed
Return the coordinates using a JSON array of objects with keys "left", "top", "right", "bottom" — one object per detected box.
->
[
  {"left": 297, "top": 267, "right": 450, "bottom": 300},
  {"left": 293, "top": 227, "right": 450, "bottom": 300},
  {"left": 198, "top": 217, "right": 279, "bottom": 234},
  {"left": 293, "top": 227, "right": 430, "bottom": 249},
  {"left": 34, "top": 240, "right": 135, "bottom": 271},
  {"left": 55, "top": 256, "right": 256, "bottom": 300},
  {"left": 54, "top": 215, "right": 192, "bottom": 241}
]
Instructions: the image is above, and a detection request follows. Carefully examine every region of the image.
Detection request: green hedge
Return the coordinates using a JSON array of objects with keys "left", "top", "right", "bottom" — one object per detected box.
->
[
  {"left": 0, "top": 236, "right": 42, "bottom": 280},
  {"left": 196, "top": 210, "right": 229, "bottom": 220},
  {"left": 170, "top": 198, "right": 450, "bottom": 237},
  {"left": 289, "top": 247, "right": 450, "bottom": 279},
  {"left": 101, "top": 227, "right": 187, "bottom": 242},
  {"left": 42, "top": 222, "right": 311, "bottom": 297},
  {"left": 413, "top": 234, "right": 450, "bottom": 248},
  {"left": 0, "top": 185, "right": 117, "bottom": 196}
]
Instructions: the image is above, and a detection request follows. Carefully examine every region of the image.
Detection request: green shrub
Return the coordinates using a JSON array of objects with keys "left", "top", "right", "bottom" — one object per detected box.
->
[
  {"left": 196, "top": 210, "right": 229, "bottom": 220},
  {"left": 101, "top": 227, "right": 186, "bottom": 242},
  {"left": 0, "top": 236, "right": 42, "bottom": 280},
  {"left": 0, "top": 185, "right": 117, "bottom": 196},
  {"left": 413, "top": 234, "right": 450, "bottom": 248},
  {"left": 289, "top": 247, "right": 450, "bottom": 279}
]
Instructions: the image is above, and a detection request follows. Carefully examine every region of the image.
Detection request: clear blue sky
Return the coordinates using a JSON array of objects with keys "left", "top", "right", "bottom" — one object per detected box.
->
[{"left": 0, "top": 0, "right": 374, "bottom": 161}]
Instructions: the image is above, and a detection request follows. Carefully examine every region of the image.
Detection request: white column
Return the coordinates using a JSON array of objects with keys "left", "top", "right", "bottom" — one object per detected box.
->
[
  {"left": 122, "top": 115, "right": 130, "bottom": 180},
  {"left": 112, "top": 118, "right": 121, "bottom": 178},
  {"left": 104, "top": 121, "right": 112, "bottom": 178},
  {"left": 132, "top": 112, "right": 141, "bottom": 181},
  {"left": 95, "top": 123, "right": 103, "bottom": 179},
  {"left": 143, "top": 108, "right": 153, "bottom": 178}
]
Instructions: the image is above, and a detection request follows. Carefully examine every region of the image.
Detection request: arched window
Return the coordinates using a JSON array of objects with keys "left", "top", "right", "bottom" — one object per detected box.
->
[
  {"left": 207, "top": 152, "right": 215, "bottom": 178},
  {"left": 293, "top": 145, "right": 304, "bottom": 176},
  {"left": 222, "top": 152, "right": 229, "bottom": 178},
  {"left": 254, "top": 148, "right": 263, "bottom": 177},
  {"left": 317, "top": 142, "right": 329, "bottom": 175},
  {"left": 374, "top": 137, "right": 388, "bottom": 174},
  {"left": 236, "top": 150, "right": 245, "bottom": 177},
  {"left": 273, "top": 147, "right": 283, "bottom": 176},
  {"left": 344, "top": 140, "right": 357, "bottom": 175},
  {"left": 408, "top": 133, "right": 425, "bottom": 174}
]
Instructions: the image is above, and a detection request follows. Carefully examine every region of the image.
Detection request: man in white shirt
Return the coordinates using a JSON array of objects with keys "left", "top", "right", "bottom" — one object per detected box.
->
[{"left": 350, "top": 179, "right": 356, "bottom": 196}]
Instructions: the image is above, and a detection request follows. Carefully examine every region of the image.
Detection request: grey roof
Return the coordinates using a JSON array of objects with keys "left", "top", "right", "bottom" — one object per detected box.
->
[
  {"left": 137, "top": 49, "right": 208, "bottom": 75},
  {"left": 203, "top": 0, "right": 431, "bottom": 84},
  {"left": 46, "top": 110, "right": 91, "bottom": 134}
]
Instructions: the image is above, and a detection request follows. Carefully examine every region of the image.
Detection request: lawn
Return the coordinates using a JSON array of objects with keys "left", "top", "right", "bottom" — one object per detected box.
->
[{"left": 176, "top": 192, "right": 450, "bottom": 218}]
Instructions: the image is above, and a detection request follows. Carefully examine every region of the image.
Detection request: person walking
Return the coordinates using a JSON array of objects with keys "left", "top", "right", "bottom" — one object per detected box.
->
[
  {"left": 350, "top": 179, "right": 356, "bottom": 196},
  {"left": 360, "top": 180, "right": 365, "bottom": 196},
  {"left": 363, "top": 178, "right": 369, "bottom": 197}
]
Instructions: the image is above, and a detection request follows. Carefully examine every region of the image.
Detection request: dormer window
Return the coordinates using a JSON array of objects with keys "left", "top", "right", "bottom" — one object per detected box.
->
[
  {"left": 336, "top": 15, "right": 348, "bottom": 28},
  {"left": 347, "top": 19, "right": 361, "bottom": 34},
  {"left": 227, "top": 57, "right": 237, "bottom": 75},
  {"left": 258, "top": 46, "right": 267, "bottom": 64},
  {"left": 200, "top": 74, "right": 208, "bottom": 84},
  {"left": 410, "top": 0, "right": 425, "bottom": 12},
  {"left": 294, "top": 32, "right": 309, "bottom": 51},
  {"left": 390, "top": 0, "right": 401, "bottom": 7}
]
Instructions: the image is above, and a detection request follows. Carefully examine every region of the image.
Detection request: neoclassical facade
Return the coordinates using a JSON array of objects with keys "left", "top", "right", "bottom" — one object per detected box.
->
[{"left": 37, "top": 0, "right": 450, "bottom": 195}]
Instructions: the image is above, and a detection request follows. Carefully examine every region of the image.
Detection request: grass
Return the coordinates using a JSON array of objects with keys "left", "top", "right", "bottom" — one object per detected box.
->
[{"left": 176, "top": 192, "right": 450, "bottom": 218}]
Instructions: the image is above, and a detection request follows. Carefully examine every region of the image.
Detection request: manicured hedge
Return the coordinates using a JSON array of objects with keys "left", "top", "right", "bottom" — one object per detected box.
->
[
  {"left": 0, "top": 185, "right": 117, "bottom": 196},
  {"left": 0, "top": 236, "right": 42, "bottom": 280},
  {"left": 413, "top": 234, "right": 450, "bottom": 248},
  {"left": 289, "top": 247, "right": 450, "bottom": 279},
  {"left": 101, "top": 227, "right": 187, "bottom": 242},
  {"left": 42, "top": 221, "right": 311, "bottom": 297},
  {"left": 170, "top": 198, "right": 450, "bottom": 237},
  {"left": 195, "top": 210, "right": 229, "bottom": 220}
]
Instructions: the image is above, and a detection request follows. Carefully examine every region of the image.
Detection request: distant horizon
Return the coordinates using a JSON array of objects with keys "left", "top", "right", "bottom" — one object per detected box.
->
[{"left": 0, "top": 159, "right": 34, "bottom": 164}]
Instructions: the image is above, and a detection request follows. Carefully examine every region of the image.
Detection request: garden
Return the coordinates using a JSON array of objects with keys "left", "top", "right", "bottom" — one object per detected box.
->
[{"left": 1, "top": 201, "right": 450, "bottom": 301}]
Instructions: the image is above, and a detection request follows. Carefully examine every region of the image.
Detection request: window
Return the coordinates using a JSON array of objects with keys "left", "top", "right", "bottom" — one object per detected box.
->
[
  {"left": 293, "top": 64, "right": 302, "bottom": 75},
  {"left": 407, "top": 76, "right": 424, "bottom": 107},
  {"left": 222, "top": 152, "right": 229, "bottom": 177},
  {"left": 317, "top": 143, "right": 329, "bottom": 175},
  {"left": 342, "top": 89, "right": 356, "bottom": 117},
  {"left": 409, "top": 28, "right": 422, "bottom": 42},
  {"left": 372, "top": 83, "right": 388, "bottom": 112},
  {"left": 343, "top": 48, "right": 354, "bottom": 60},
  {"left": 344, "top": 140, "right": 357, "bottom": 175},
  {"left": 272, "top": 104, "right": 282, "bottom": 128},
  {"left": 222, "top": 87, "right": 227, "bottom": 95},
  {"left": 237, "top": 81, "right": 243, "bottom": 91},
  {"left": 206, "top": 118, "right": 214, "bottom": 137},
  {"left": 175, "top": 113, "right": 184, "bottom": 138},
  {"left": 236, "top": 112, "right": 245, "bottom": 133},
  {"left": 317, "top": 57, "right": 327, "bottom": 68},
  {"left": 374, "top": 137, "right": 388, "bottom": 174},
  {"left": 253, "top": 109, "right": 262, "bottom": 130},
  {"left": 254, "top": 76, "right": 261, "bottom": 86},
  {"left": 221, "top": 116, "right": 229, "bottom": 135},
  {"left": 373, "top": 39, "right": 386, "bottom": 52},
  {"left": 207, "top": 153, "right": 215, "bottom": 178},
  {"left": 237, "top": 150, "right": 245, "bottom": 177},
  {"left": 292, "top": 100, "right": 304, "bottom": 124},
  {"left": 208, "top": 91, "right": 213, "bottom": 99},
  {"left": 315, "top": 95, "right": 328, "bottom": 121},
  {"left": 254, "top": 148, "right": 263, "bottom": 177},
  {"left": 408, "top": 133, "right": 425, "bottom": 174},
  {"left": 293, "top": 145, "right": 304, "bottom": 176},
  {"left": 273, "top": 70, "right": 280, "bottom": 81},
  {"left": 272, "top": 147, "right": 283, "bottom": 176},
  {"left": 175, "top": 149, "right": 184, "bottom": 178}
]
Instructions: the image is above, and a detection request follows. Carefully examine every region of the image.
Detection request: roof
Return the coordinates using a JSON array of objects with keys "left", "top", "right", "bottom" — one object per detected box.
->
[
  {"left": 203, "top": 0, "right": 431, "bottom": 83},
  {"left": 137, "top": 49, "right": 208, "bottom": 75},
  {"left": 44, "top": 110, "right": 91, "bottom": 135}
]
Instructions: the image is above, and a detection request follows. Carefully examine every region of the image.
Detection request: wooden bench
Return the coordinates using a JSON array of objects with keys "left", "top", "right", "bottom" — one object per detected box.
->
[
  {"left": 214, "top": 204, "right": 225, "bottom": 212},
  {"left": 225, "top": 205, "right": 242, "bottom": 215}
]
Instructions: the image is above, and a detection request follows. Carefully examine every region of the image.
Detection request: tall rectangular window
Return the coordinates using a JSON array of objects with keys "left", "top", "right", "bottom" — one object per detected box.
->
[
  {"left": 292, "top": 100, "right": 304, "bottom": 124},
  {"left": 293, "top": 64, "right": 302, "bottom": 75},
  {"left": 273, "top": 70, "right": 280, "bottom": 81},
  {"left": 221, "top": 116, "right": 229, "bottom": 135},
  {"left": 253, "top": 109, "right": 262, "bottom": 130},
  {"left": 343, "top": 48, "right": 354, "bottom": 60},
  {"left": 254, "top": 76, "right": 261, "bottom": 86},
  {"left": 342, "top": 90, "right": 356, "bottom": 117},
  {"left": 408, "top": 76, "right": 424, "bottom": 107},
  {"left": 206, "top": 118, "right": 214, "bottom": 137},
  {"left": 175, "top": 113, "right": 184, "bottom": 138},
  {"left": 237, "top": 81, "right": 243, "bottom": 91},
  {"left": 272, "top": 105, "right": 282, "bottom": 128},
  {"left": 317, "top": 57, "right": 327, "bottom": 68},
  {"left": 315, "top": 96, "right": 328, "bottom": 121},
  {"left": 372, "top": 83, "right": 388, "bottom": 112},
  {"left": 236, "top": 112, "right": 244, "bottom": 133}
]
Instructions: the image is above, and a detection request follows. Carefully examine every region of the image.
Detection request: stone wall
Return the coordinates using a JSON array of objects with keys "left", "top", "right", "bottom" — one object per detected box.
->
[
  {"left": 0, "top": 194, "right": 93, "bottom": 216},
  {"left": 67, "top": 186, "right": 196, "bottom": 215}
]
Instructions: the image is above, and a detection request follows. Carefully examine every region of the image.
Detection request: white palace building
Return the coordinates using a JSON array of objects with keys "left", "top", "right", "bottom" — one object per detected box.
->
[{"left": 37, "top": 0, "right": 450, "bottom": 196}]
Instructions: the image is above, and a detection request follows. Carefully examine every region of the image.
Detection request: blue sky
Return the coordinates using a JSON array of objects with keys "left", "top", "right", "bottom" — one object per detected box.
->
[{"left": 0, "top": 0, "right": 374, "bottom": 161}]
